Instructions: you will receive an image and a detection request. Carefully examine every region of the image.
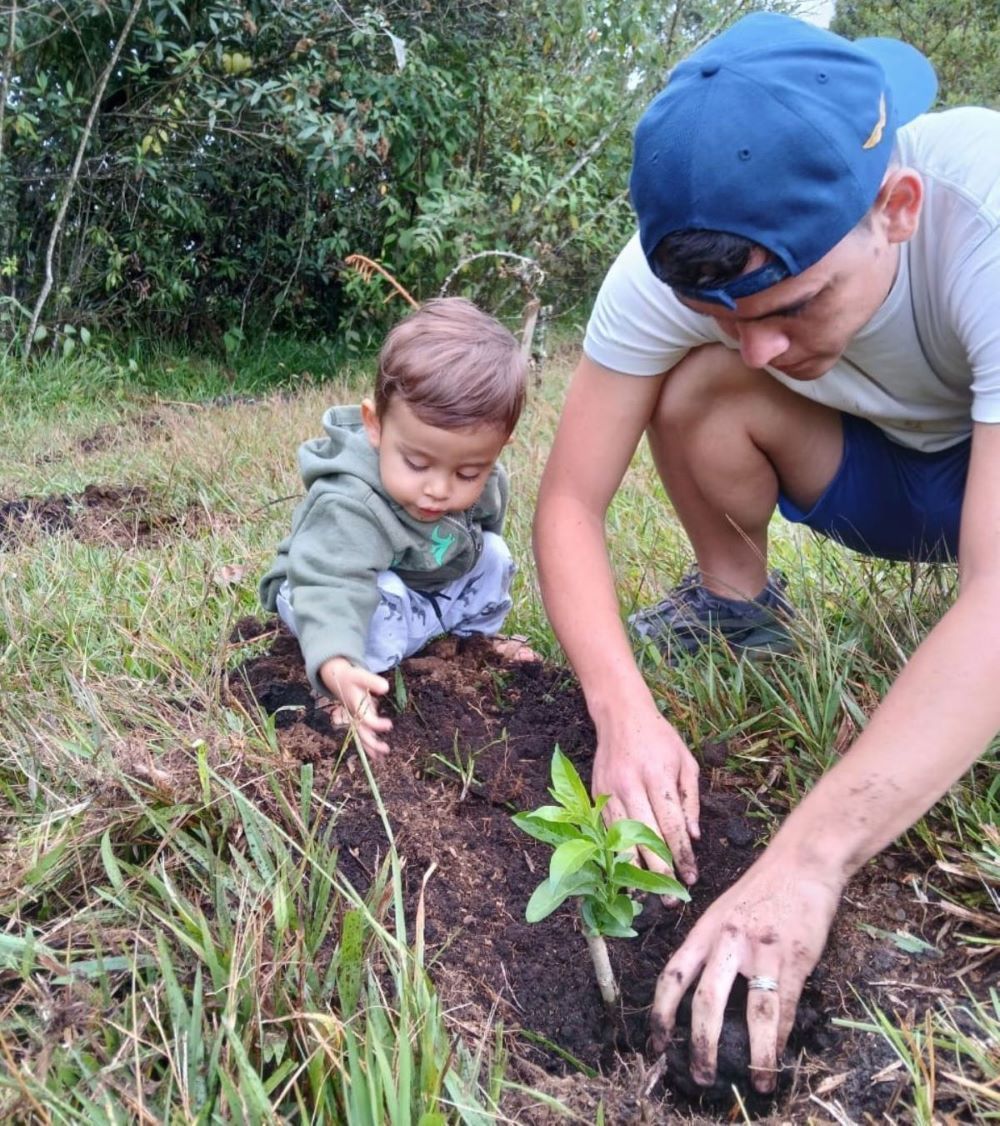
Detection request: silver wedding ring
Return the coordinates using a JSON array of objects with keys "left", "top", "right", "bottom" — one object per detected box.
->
[{"left": 747, "top": 975, "right": 779, "bottom": 992}]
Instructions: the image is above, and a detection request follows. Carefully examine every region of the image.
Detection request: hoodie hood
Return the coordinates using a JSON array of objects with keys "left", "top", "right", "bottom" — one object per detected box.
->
[{"left": 297, "top": 404, "right": 382, "bottom": 492}]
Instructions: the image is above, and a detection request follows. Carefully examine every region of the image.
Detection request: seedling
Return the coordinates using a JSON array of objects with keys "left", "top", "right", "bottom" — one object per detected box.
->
[
  {"left": 429, "top": 732, "right": 481, "bottom": 802},
  {"left": 513, "top": 747, "right": 690, "bottom": 1006}
]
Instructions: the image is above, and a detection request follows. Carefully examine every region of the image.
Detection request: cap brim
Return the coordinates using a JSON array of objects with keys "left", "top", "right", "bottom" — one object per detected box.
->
[{"left": 856, "top": 37, "right": 938, "bottom": 124}]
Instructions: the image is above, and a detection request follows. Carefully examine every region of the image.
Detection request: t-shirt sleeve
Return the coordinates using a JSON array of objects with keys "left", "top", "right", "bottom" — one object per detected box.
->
[
  {"left": 954, "top": 229, "right": 1000, "bottom": 424},
  {"left": 583, "top": 233, "right": 724, "bottom": 376}
]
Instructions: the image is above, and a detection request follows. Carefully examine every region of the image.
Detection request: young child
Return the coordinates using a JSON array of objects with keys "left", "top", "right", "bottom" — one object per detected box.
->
[{"left": 259, "top": 297, "right": 531, "bottom": 757}]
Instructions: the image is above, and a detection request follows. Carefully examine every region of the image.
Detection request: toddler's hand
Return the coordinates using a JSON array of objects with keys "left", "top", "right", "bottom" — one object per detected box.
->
[{"left": 319, "top": 657, "right": 392, "bottom": 758}]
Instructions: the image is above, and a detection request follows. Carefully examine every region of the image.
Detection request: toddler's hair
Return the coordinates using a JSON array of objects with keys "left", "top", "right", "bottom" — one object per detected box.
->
[{"left": 375, "top": 298, "right": 527, "bottom": 434}]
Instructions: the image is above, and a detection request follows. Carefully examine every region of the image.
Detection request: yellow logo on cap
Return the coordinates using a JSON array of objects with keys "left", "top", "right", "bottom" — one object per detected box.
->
[{"left": 862, "top": 93, "right": 887, "bottom": 149}]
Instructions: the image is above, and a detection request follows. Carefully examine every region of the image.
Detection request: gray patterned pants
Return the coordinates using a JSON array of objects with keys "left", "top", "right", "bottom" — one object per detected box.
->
[{"left": 276, "top": 532, "right": 516, "bottom": 672}]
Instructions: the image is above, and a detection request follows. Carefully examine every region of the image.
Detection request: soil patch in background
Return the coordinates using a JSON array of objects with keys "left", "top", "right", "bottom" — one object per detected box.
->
[
  {"left": 0, "top": 484, "right": 219, "bottom": 550},
  {"left": 228, "top": 621, "right": 992, "bottom": 1123}
]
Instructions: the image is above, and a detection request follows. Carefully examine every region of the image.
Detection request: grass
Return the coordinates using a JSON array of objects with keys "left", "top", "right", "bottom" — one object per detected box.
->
[{"left": 1, "top": 334, "right": 998, "bottom": 1121}]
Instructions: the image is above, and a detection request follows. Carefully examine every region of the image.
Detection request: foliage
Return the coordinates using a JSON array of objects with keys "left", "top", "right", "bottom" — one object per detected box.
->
[
  {"left": 0, "top": 345, "right": 997, "bottom": 1119},
  {"left": 513, "top": 747, "right": 688, "bottom": 938},
  {"left": 832, "top": 0, "right": 1000, "bottom": 108},
  {"left": 0, "top": 734, "right": 522, "bottom": 1120},
  {"left": 0, "top": 0, "right": 782, "bottom": 354}
]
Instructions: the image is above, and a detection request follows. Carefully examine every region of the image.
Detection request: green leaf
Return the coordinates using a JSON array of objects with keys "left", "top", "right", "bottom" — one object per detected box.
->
[
  {"left": 549, "top": 747, "right": 592, "bottom": 815},
  {"left": 24, "top": 840, "right": 67, "bottom": 887},
  {"left": 525, "top": 867, "right": 601, "bottom": 922},
  {"left": 597, "top": 918, "right": 638, "bottom": 939},
  {"left": 550, "top": 838, "right": 597, "bottom": 883},
  {"left": 511, "top": 812, "right": 579, "bottom": 846},
  {"left": 515, "top": 810, "right": 576, "bottom": 846},
  {"left": 581, "top": 898, "right": 637, "bottom": 939},
  {"left": 612, "top": 861, "right": 690, "bottom": 900},
  {"left": 100, "top": 830, "right": 125, "bottom": 891},
  {"left": 53, "top": 954, "right": 156, "bottom": 983},
  {"left": 858, "top": 924, "right": 940, "bottom": 956},
  {"left": 605, "top": 819, "right": 672, "bottom": 864},
  {"left": 517, "top": 804, "right": 579, "bottom": 824},
  {"left": 338, "top": 909, "right": 364, "bottom": 1015},
  {"left": 607, "top": 893, "right": 639, "bottom": 928},
  {"left": 525, "top": 879, "right": 573, "bottom": 923}
]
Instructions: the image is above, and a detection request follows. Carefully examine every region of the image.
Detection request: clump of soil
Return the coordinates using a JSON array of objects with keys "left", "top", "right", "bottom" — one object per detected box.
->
[
  {"left": 227, "top": 621, "right": 991, "bottom": 1123},
  {"left": 31, "top": 413, "right": 165, "bottom": 466},
  {"left": 0, "top": 484, "right": 217, "bottom": 550}
]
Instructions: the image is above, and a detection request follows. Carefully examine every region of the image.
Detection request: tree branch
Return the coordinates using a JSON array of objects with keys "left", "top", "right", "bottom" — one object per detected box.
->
[
  {"left": 23, "top": 0, "right": 145, "bottom": 359},
  {"left": 0, "top": 1, "right": 16, "bottom": 179}
]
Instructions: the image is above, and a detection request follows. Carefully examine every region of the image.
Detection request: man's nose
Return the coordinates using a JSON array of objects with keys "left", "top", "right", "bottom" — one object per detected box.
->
[{"left": 735, "top": 322, "right": 789, "bottom": 369}]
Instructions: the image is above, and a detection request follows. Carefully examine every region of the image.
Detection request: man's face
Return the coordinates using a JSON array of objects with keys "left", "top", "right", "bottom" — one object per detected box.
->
[
  {"left": 362, "top": 398, "right": 507, "bottom": 523},
  {"left": 674, "top": 224, "right": 899, "bottom": 381}
]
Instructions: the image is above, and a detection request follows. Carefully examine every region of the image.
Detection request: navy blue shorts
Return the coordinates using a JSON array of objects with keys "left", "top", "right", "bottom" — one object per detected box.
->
[{"left": 778, "top": 414, "right": 970, "bottom": 563}]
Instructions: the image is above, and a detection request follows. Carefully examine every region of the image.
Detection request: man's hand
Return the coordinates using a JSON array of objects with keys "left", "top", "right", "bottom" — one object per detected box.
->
[
  {"left": 648, "top": 849, "right": 842, "bottom": 1094},
  {"left": 592, "top": 705, "right": 701, "bottom": 886},
  {"left": 318, "top": 657, "right": 392, "bottom": 758}
]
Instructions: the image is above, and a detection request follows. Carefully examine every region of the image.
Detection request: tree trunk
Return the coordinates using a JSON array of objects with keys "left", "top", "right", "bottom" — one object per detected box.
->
[{"left": 23, "top": 0, "right": 145, "bottom": 359}]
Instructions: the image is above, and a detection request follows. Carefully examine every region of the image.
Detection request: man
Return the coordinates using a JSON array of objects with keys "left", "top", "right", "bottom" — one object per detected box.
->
[{"left": 533, "top": 11, "right": 1000, "bottom": 1096}]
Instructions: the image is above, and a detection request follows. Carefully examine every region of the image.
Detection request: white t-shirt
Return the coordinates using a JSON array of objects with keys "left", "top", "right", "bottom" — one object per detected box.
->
[{"left": 584, "top": 107, "right": 1000, "bottom": 453}]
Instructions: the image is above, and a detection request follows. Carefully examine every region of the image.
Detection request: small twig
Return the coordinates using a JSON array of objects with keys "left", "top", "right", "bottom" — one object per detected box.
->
[
  {"left": 344, "top": 254, "right": 419, "bottom": 309},
  {"left": 439, "top": 250, "right": 544, "bottom": 301},
  {"left": 640, "top": 1052, "right": 669, "bottom": 1098},
  {"left": 519, "top": 298, "right": 540, "bottom": 361},
  {"left": 250, "top": 493, "right": 304, "bottom": 514},
  {"left": 265, "top": 186, "right": 315, "bottom": 342}
]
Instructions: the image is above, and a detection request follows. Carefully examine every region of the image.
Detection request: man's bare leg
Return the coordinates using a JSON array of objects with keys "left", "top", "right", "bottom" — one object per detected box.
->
[{"left": 647, "top": 344, "right": 843, "bottom": 601}]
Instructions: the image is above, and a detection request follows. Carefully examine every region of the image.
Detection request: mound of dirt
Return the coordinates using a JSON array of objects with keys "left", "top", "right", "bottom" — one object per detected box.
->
[
  {"left": 0, "top": 484, "right": 218, "bottom": 550},
  {"left": 227, "top": 621, "right": 989, "bottom": 1123}
]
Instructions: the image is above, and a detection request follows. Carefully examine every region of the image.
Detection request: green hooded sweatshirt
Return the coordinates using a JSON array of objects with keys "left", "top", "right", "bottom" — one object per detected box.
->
[{"left": 259, "top": 405, "right": 508, "bottom": 691}]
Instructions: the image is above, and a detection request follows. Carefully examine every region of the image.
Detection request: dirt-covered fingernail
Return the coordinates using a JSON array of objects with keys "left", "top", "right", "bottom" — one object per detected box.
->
[
  {"left": 648, "top": 1015, "right": 670, "bottom": 1053},
  {"left": 752, "top": 1069, "right": 777, "bottom": 1095}
]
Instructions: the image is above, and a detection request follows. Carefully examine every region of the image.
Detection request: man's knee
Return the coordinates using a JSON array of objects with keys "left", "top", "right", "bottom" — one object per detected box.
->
[{"left": 652, "top": 344, "right": 759, "bottom": 433}]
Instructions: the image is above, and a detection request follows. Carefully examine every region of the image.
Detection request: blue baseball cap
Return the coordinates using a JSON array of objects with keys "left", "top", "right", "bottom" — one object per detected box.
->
[{"left": 630, "top": 13, "right": 938, "bottom": 309}]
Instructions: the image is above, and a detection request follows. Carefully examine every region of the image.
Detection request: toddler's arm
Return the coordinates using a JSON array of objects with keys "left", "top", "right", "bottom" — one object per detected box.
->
[{"left": 318, "top": 656, "right": 392, "bottom": 758}]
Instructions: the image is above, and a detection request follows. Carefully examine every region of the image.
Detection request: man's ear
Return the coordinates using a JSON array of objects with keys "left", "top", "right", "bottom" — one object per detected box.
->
[
  {"left": 360, "top": 398, "right": 381, "bottom": 449},
  {"left": 876, "top": 168, "right": 923, "bottom": 245}
]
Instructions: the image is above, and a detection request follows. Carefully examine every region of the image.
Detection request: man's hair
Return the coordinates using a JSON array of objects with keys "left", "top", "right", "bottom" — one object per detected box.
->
[
  {"left": 652, "top": 229, "right": 760, "bottom": 293},
  {"left": 375, "top": 297, "right": 527, "bottom": 434}
]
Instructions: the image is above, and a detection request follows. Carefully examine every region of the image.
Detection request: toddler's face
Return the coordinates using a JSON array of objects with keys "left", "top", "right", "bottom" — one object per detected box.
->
[{"left": 362, "top": 398, "right": 508, "bottom": 523}]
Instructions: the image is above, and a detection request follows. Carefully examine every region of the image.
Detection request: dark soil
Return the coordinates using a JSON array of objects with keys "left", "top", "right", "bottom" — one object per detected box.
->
[
  {"left": 228, "top": 620, "right": 994, "bottom": 1123},
  {"left": 0, "top": 484, "right": 218, "bottom": 550},
  {"left": 31, "top": 413, "right": 166, "bottom": 466}
]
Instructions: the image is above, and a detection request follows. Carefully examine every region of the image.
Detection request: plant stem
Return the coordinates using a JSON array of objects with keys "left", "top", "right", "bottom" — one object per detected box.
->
[{"left": 586, "top": 933, "right": 618, "bottom": 1006}]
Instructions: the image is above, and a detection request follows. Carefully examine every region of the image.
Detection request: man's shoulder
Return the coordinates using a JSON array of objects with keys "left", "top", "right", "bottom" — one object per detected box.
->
[
  {"left": 584, "top": 233, "right": 723, "bottom": 377},
  {"left": 902, "top": 108, "right": 1000, "bottom": 200}
]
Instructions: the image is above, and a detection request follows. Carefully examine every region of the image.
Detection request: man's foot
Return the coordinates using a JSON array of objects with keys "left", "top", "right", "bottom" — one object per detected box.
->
[{"left": 628, "top": 570, "right": 794, "bottom": 662}]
